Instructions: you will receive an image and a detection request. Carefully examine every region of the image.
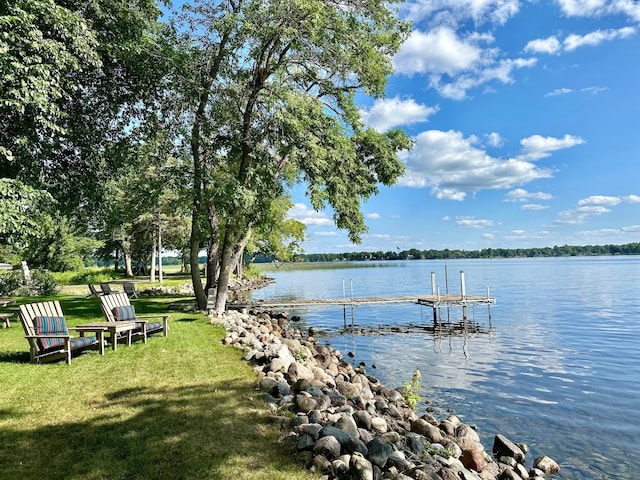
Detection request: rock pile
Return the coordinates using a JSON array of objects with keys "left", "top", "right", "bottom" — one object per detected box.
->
[{"left": 221, "top": 309, "right": 560, "bottom": 480}]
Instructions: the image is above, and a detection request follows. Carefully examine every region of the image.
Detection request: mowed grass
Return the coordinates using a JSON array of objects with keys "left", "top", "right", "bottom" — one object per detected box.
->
[{"left": 0, "top": 295, "right": 318, "bottom": 480}]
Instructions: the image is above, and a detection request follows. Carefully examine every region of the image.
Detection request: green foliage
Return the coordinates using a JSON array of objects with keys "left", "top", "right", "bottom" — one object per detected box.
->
[
  {"left": 402, "top": 367, "right": 423, "bottom": 411},
  {"left": 51, "top": 267, "right": 121, "bottom": 286},
  {"left": 0, "top": 178, "right": 55, "bottom": 248},
  {"left": 0, "top": 0, "right": 100, "bottom": 167},
  {"left": 24, "top": 217, "right": 103, "bottom": 272},
  {"left": 0, "top": 268, "right": 58, "bottom": 296},
  {"left": 299, "top": 242, "right": 640, "bottom": 261}
]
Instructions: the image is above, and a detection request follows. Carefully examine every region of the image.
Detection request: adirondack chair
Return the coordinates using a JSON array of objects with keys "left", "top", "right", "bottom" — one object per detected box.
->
[
  {"left": 19, "top": 300, "right": 102, "bottom": 364},
  {"left": 100, "top": 283, "right": 114, "bottom": 295},
  {"left": 85, "top": 283, "right": 104, "bottom": 299},
  {"left": 99, "top": 293, "right": 168, "bottom": 343},
  {"left": 123, "top": 282, "right": 139, "bottom": 299}
]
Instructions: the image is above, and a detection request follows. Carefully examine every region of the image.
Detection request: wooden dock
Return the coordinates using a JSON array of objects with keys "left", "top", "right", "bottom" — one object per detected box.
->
[
  {"left": 243, "top": 270, "right": 495, "bottom": 324},
  {"left": 250, "top": 293, "right": 494, "bottom": 309}
]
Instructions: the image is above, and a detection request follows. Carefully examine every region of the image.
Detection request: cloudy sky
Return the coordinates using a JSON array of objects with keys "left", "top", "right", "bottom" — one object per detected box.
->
[{"left": 288, "top": 0, "right": 640, "bottom": 254}]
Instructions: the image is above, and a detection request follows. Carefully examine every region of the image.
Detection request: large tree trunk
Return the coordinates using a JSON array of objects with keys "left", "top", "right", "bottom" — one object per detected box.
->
[
  {"left": 205, "top": 207, "right": 220, "bottom": 293},
  {"left": 189, "top": 207, "right": 207, "bottom": 310},
  {"left": 231, "top": 229, "right": 251, "bottom": 278},
  {"left": 214, "top": 225, "right": 238, "bottom": 315},
  {"left": 123, "top": 250, "right": 134, "bottom": 277},
  {"left": 150, "top": 239, "right": 157, "bottom": 282}
]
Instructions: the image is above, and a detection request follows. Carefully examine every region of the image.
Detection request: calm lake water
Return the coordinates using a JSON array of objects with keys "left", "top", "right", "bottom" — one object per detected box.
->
[{"left": 251, "top": 257, "right": 640, "bottom": 479}]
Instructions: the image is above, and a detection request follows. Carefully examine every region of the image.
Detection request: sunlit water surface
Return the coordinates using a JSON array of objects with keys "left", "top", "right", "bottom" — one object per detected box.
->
[{"left": 250, "top": 257, "right": 640, "bottom": 479}]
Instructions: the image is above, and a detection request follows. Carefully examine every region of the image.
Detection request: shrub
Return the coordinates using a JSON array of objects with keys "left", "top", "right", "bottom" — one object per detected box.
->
[{"left": 0, "top": 269, "right": 58, "bottom": 296}]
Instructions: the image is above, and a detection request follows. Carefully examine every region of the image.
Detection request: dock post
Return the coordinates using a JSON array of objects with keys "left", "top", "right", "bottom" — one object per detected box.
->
[
  {"left": 487, "top": 286, "right": 492, "bottom": 323},
  {"left": 460, "top": 270, "right": 468, "bottom": 320},
  {"left": 342, "top": 278, "right": 347, "bottom": 330},
  {"left": 431, "top": 272, "right": 436, "bottom": 295},
  {"left": 350, "top": 279, "right": 355, "bottom": 329}
]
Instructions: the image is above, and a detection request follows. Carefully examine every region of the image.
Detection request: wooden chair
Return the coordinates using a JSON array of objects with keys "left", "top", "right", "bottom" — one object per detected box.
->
[
  {"left": 19, "top": 301, "right": 102, "bottom": 364},
  {"left": 99, "top": 293, "right": 169, "bottom": 343},
  {"left": 85, "top": 283, "right": 104, "bottom": 299},
  {"left": 123, "top": 282, "right": 139, "bottom": 299},
  {"left": 100, "top": 283, "right": 114, "bottom": 295}
]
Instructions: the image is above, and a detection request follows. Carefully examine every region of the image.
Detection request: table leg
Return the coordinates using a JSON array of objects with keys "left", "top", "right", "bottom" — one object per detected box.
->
[
  {"left": 111, "top": 329, "right": 118, "bottom": 351},
  {"left": 97, "top": 330, "right": 105, "bottom": 355}
]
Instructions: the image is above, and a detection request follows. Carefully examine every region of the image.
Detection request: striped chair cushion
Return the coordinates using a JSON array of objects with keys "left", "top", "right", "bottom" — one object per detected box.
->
[
  {"left": 70, "top": 336, "right": 98, "bottom": 349},
  {"left": 145, "top": 321, "right": 163, "bottom": 334},
  {"left": 113, "top": 305, "right": 136, "bottom": 321},
  {"left": 34, "top": 316, "right": 68, "bottom": 349}
]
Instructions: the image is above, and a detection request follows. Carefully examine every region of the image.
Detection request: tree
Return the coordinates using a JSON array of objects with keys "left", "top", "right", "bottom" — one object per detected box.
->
[
  {"left": 0, "top": 178, "right": 54, "bottom": 250},
  {"left": 0, "top": 0, "right": 100, "bottom": 168},
  {"left": 244, "top": 196, "right": 306, "bottom": 266},
  {"left": 1, "top": 0, "right": 177, "bottom": 230},
  {"left": 176, "top": 0, "right": 413, "bottom": 313}
]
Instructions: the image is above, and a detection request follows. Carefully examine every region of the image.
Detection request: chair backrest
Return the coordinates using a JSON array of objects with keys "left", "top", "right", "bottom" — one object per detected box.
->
[
  {"left": 123, "top": 282, "right": 138, "bottom": 298},
  {"left": 100, "top": 283, "right": 114, "bottom": 295},
  {"left": 99, "top": 293, "right": 131, "bottom": 322},
  {"left": 19, "top": 301, "right": 65, "bottom": 351}
]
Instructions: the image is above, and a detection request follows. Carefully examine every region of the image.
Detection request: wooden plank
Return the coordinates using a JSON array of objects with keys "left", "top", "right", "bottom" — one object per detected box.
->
[{"left": 246, "top": 293, "right": 495, "bottom": 308}]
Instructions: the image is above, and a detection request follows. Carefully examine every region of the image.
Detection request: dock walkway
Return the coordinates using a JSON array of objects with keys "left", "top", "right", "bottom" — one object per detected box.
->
[{"left": 241, "top": 270, "right": 495, "bottom": 322}]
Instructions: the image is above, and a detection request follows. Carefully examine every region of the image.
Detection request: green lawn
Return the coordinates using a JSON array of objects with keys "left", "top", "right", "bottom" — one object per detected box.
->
[{"left": 0, "top": 295, "right": 317, "bottom": 480}]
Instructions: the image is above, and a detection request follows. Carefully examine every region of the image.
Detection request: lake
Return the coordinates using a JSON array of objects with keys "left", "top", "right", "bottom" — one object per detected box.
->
[{"left": 251, "top": 257, "right": 640, "bottom": 479}]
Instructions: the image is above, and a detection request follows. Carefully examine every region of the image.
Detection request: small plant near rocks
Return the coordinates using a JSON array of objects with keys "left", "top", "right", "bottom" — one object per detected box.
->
[{"left": 402, "top": 366, "right": 423, "bottom": 410}]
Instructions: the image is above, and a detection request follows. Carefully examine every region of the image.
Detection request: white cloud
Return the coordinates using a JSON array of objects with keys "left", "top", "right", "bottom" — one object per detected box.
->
[
  {"left": 365, "top": 212, "right": 381, "bottom": 219},
  {"left": 394, "top": 27, "right": 485, "bottom": 77},
  {"left": 555, "top": 194, "right": 640, "bottom": 224},
  {"left": 581, "top": 86, "right": 609, "bottom": 95},
  {"left": 456, "top": 217, "right": 494, "bottom": 228},
  {"left": 557, "top": 0, "right": 640, "bottom": 21},
  {"left": 564, "top": 27, "right": 636, "bottom": 51},
  {"left": 521, "top": 203, "right": 550, "bottom": 210},
  {"left": 527, "top": 27, "right": 636, "bottom": 58},
  {"left": 483, "top": 232, "right": 495, "bottom": 240},
  {"left": 433, "top": 56, "right": 537, "bottom": 100},
  {"left": 287, "top": 203, "right": 333, "bottom": 226},
  {"left": 525, "top": 36, "right": 562, "bottom": 54},
  {"left": 577, "top": 195, "right": 622, "bottom": 207},
  {"left": 504, "top": 188, "right": 554, "bottom": 202},
  {"left": 402, "top": 0, "right": 520, "bottom": 25},
  {"left": 398, "top": 130, "right": 577, "bottom": 200},
  {"left": 360, "top": 97, "right": 438, "bottom": 132},
  {"left": 545, "top": 88, "right": 573, "bottom": 97},
  {"left": 315, "top": 231, "right": 338, "bottom": 237},
  {"left": 485, "top": 132, "right": 503, "bottom": 147},
  {"left": 518, "top": 134, "right": 585, "bottom": 161}
]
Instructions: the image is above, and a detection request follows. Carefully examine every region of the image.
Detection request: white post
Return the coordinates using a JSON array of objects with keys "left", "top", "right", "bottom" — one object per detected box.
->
[
  {"left": 460, "top": 270, "right": 466, "bottom": 300},
  {"left": 431, "top": 272, "right": 436, "bottom": 296}
]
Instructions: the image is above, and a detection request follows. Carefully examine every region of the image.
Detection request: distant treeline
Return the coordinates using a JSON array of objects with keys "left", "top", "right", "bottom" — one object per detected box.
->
[{"left": 297, "top": 242, "right": 640, "bottom": 262}]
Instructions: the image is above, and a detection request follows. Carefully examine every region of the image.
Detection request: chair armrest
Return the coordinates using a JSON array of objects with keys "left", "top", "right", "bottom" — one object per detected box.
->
[
  {"left": 135, "top": 314, "right": 170, "bottom": 320},
  {"left": 25, "top": 333, "right": 72, "bottom": 339}
]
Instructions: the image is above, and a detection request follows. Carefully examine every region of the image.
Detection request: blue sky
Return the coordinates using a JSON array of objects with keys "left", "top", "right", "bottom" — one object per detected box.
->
[{"left": 287, "top": 0, "right": 640, "bottom": 254}]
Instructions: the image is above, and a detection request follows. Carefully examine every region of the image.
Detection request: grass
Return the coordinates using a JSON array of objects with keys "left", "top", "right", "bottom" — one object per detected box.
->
[{"left": 0, "top": 294, "right": 318, "bottom": 480}]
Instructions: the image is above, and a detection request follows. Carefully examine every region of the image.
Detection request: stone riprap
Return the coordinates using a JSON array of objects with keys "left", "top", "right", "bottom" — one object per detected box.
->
[{"left": 221, "top": 309, "right": 560, "bottom": 480}]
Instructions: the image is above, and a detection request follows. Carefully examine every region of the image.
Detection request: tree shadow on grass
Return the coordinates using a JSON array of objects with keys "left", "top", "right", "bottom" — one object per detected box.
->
[{"left": 0, "top": 379, "right": 295, "bottom": 480}]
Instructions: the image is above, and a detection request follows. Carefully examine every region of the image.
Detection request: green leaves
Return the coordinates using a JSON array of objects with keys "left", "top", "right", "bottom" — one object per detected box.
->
[{"left": 0, "top": 178, "right": 55, "bottom": 248}]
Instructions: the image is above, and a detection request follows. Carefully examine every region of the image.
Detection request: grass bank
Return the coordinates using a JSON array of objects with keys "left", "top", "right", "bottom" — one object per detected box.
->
[{"left": 0, "top": 294, "right": 318, "bottom": 480}]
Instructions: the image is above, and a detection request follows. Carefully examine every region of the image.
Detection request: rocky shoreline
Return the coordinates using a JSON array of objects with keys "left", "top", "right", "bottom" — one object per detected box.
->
[{"left": 220, "top": 308, "right": 560, "bottom": 480}]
